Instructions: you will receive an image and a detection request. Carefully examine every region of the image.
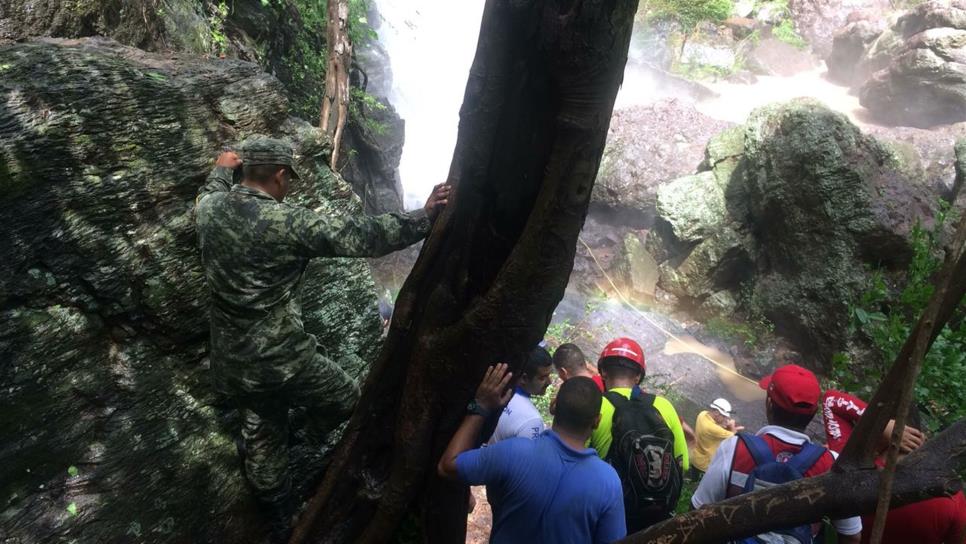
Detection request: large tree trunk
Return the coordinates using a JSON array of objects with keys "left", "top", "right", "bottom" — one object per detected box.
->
[{"left": 293, "top": 0, "right": 640, "bottom": 541}]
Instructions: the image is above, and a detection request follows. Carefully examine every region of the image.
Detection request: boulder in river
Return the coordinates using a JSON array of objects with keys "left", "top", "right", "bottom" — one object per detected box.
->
[
  {"left": 0, "top": 38, "right": 383, "bottom": 543},
  {"left": 591, "top": 100, "right": 734, "bottom": 227},
  {"left": 652, "top": 99, "right": 936, "bottom": 368}
]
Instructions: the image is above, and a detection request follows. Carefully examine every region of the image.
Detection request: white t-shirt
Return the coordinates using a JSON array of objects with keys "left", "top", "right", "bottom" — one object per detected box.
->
[
  {"left": 691, "top": 425, "right": 862, "bottom": 537},
  {"left": 489, "top": 392, "right": 545, "bottom": 443}
]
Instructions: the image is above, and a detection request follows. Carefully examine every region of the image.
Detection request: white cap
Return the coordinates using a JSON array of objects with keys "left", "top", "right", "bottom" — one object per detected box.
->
[{"left": 710, "top": 398, "right": 732, "bottom": 418}]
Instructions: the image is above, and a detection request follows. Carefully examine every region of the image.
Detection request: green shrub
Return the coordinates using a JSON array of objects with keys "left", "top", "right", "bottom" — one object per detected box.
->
[
  {"left": 831, "top": 205, "right": 966, "bottom": 433},
  {"left": 773, "top": 19, "right": 807, "bottom": 49}
]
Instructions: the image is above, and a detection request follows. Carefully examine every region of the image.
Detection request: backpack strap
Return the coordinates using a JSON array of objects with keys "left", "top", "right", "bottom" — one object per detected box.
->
[
  {"left": 604, "top": 390, "right": 629, "bottom": 409},
  {"left": 787, "top": 442, "right": 826, "bottom": 474},
  {"left": 738, "top": 433, "right": 774, "bottom": 467}
]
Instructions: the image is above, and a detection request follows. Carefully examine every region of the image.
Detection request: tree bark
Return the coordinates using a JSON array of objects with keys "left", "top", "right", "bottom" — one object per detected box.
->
[
  {"left": 292, "top": 0, "right": 640, "bottom": 542},
  {"left": 321, "top": 0, "right": 352, "bottom": 168}
]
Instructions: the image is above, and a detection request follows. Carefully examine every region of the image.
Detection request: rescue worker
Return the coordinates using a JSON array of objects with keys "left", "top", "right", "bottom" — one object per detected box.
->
[{"left": 195, "top": 137, "right": 450, "bottom": 541}]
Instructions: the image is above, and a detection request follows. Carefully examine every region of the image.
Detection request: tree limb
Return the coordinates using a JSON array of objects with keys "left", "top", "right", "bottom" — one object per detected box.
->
[
  {"left": 621, "top": 420, "right": 966, "bottom": 544},
  {"left": 868, "top": 212, "right": 966, "bottom": 543}
]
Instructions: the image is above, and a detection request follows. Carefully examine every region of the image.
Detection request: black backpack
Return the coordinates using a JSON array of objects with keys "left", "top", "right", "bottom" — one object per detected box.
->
[{"left": 604, "top": 389, "right": 683, "bottom": 521}]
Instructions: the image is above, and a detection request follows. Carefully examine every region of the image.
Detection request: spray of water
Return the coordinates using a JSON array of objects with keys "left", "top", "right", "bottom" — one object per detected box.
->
[{"left": 376, "top": 0, "right": 486, "bottom": 208}]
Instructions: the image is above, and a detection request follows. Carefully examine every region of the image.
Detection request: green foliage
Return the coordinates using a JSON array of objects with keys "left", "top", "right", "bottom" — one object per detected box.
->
[
  {"left": 645, "top": 0, "right": 734, "bottom": 34},
  {"left": 831, "top": 205, "right": 966, "bottom": 432},
  {"left": 772, "top": 19, "right": 807, "bottom": 49},
  {"left": 706, "top": 317, "right": 759, "bottom": 348},
  {"left": 209, "top": 1, "right": 230, "bottom": 56},
  {"left": 533, "top": 381, "right": 559, "bottom": 423},
  {"left": 347, "top": 0, "right": 377, "bottom": 45},
  {"left": 544, "top": 320, "right": 578, "bottom": 350},
  {"left": 676, "top": 477, "right": 698, "bottom": 514},
  {"left": 349, "top": 88, "right": 389, "bottom": 135}
]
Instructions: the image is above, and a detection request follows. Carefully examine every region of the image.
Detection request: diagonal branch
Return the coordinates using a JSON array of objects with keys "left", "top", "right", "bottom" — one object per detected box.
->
[
  {"left": 621, "top": 419, "right": 966, "bottom": 544},
  {"left": 867, "top": 212, "right": 966, "bottom": 543},
  {"left": 837, "top": 212, "right": 966, "bottom": 471}
]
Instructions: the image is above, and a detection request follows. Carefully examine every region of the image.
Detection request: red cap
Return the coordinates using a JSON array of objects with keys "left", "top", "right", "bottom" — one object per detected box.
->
[
  {"left": 759, "top": 364, "right": 820, "bottom": 415},
  {"left": 598, "top": 337, "right": 645, "bottom": 371}
]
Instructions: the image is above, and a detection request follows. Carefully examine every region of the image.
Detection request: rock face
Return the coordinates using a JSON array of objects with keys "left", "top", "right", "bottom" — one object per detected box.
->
[
  {"left": 0, "top": 38, "right": 383, "bottom": 543},
  {"left": 591, "top": 100, "right": 734, "bottom": 226},
  {"left": 827, "top": 19, "right": 886, "bottom": 84},
  {"left": 342, "top": 98, "right": 406, "bottom": 214},
  {"left": 0, "top": 0, "right": 407, "bottom": 212},
  {"left": 788, "top": 0, "right": 891, "bottom": 57},
  {"left": 859, "top": 1, "right": 966, "bottom": 127},
  {"left": 827, "top": 1, "right": 966, "bottom": 127},
  {"left": 652, "top": 99, "right": 935, "bottom": 368}
]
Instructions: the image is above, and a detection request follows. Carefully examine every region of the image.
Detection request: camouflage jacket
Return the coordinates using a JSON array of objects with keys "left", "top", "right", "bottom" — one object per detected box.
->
[{"left": 195, "top": 166, "right": 430, "bottom": 394}]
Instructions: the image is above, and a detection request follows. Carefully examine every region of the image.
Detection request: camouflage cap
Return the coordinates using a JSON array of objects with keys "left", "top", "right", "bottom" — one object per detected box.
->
[{"left": 238, "top": 137, "right": 301, "bottom": 179}]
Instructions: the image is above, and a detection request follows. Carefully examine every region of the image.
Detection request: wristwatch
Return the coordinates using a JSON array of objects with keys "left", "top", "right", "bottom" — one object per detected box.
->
[{"left": 466, "top": 399, "right": 491, "bottom": 418}]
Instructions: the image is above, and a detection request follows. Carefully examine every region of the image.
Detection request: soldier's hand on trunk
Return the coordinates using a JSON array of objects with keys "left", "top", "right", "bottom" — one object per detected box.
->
[{"left": 424, "top": 183, "right": 452, "bottom": 220}]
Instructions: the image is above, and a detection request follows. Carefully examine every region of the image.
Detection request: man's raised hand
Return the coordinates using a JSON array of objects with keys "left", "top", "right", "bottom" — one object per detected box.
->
[
  {"left": 475, "top": 363, "right": 513, "bottom": 413},
  {"left": 424, "top": 183, "right": 452, "bottom": 221}
]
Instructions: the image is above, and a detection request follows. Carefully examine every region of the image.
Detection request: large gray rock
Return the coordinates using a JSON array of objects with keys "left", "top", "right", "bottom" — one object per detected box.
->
[
  {"left": 0, "top": 38, "right": 383, "bottom": 543},
  {"left": 592, "top": 100, "right": 733, "bottom": 226},
  {"left": 652, "top": 99, "right": 936, "bottom": 368},
  {"left": 342, "top": 97, "right": 406, "bottom": 214},
  {"left": 788, "top": 0, "right": 891, "bottom": 57},
  {"left": 860, "top": 30, "right": 966, "bottom": 126},
  {"left": 827, "top": 19, "right": 887, "bottom": 84},
  {"left": 838, "top": 1, "right": 966, "bottom": 127}
]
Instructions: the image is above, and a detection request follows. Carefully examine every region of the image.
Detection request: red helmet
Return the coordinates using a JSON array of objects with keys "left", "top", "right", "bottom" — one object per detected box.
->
[{"left": 598, "top": 337, "right": 645, "bottom": 371}]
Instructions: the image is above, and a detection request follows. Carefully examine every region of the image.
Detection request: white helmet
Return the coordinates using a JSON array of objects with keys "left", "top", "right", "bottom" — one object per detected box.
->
[{"left": 710, "top": 398, "right": 733, "bottom": 418}]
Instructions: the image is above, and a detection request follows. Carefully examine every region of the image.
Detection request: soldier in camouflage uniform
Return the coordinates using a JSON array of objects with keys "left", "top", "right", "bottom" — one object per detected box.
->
[{"left": 195, "top": 137, "right": 450, "bottom": 540}]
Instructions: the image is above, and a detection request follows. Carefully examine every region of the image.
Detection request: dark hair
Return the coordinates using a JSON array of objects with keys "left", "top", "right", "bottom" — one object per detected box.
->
[
  {"left": 243, "top": 164, "right": 285, "bottom": 183},
  {"left": 522, "top": 346, "right": 553, "bottom": 379},
  {"left": 599, "top": 356, "right": 644, "bottom": 380},
  {"left": 552, "top": 343, "right": 586, "bottom": 373},
  {"left": 554, "top": 377, "right": 602, "bottom": 432},
  {"left": 768, "top": 402, "right": 816, "bottom": 431}
]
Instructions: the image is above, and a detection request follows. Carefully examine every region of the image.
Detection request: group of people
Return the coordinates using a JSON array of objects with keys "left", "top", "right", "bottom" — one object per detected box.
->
[
  {"left": 438, "top": 337, "right": 690, "bottom": 542},
  {"left": 195, "top": 143, "right": 964, "bottom": 543},
  {"left": 439, "top": 341, "right": 966, "bottom": 543}
]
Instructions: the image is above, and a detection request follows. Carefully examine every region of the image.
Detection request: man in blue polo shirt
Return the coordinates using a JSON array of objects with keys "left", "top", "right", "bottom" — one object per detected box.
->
[{"left": 438, "top": 364, "right": 626, "bottom": 543}]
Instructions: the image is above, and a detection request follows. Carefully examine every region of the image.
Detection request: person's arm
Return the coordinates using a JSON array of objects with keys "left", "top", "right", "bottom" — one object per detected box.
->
[
  {"left": 197, "top": 151, "right": 241, "bottom": 202},
  {"left": 832, "top": 516, "right": 862, "bottom": 544},
  {"left": 293, "top": 184, "right": 450, "bottom": 258},
  {"left": 654, "top": 397, "right": 689, "bottom": 471},
  {"left": 437, "top": 363, "right": 513, "bottom": 481}
]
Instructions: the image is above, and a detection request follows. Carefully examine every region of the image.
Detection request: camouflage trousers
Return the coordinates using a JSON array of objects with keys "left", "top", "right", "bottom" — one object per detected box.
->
[{"left": 236, "top": 353, "right": 361, "bottom": 505}]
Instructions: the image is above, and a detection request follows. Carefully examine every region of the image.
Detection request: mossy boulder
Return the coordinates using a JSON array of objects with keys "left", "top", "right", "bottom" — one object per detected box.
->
[
  {"left": 0, "top": 38, "right": 383, "bottom": 543},
  {"left": 653, "top": 99, "right": 935, "bottom": 367}
]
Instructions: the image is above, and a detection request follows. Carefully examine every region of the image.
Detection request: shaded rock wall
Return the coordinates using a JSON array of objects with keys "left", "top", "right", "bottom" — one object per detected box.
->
[
  {"left": 0, "top": 0, "right": 406, "bottom": 213},
  {"left": 652, "top": 99, "right": 936, "bottom": 368},
  {"left": 0, "top": 38, "right": 382, "bottom": 543}
]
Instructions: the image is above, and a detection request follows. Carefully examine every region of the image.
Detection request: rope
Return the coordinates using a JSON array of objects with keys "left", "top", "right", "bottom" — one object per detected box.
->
[{"left": 577, "top": 236, "right": 758, "bottom": 386}]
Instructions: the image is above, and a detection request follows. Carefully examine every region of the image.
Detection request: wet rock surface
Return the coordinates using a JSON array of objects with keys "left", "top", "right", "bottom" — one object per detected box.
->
[
  {"left": 788, "top": 0, "right": 891, "bottom": 57},
  {"left": 0, "top": 38, "right": 382, "bottom": 543},
  {"left": 591, "top": 100, "right": 734, "bottom": 227},
  {"left": 827, "top": 0, "right": 966, "bottom": 127},
  {"left": 651, "top": 99, "right": 936, "bottom": 369}
]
